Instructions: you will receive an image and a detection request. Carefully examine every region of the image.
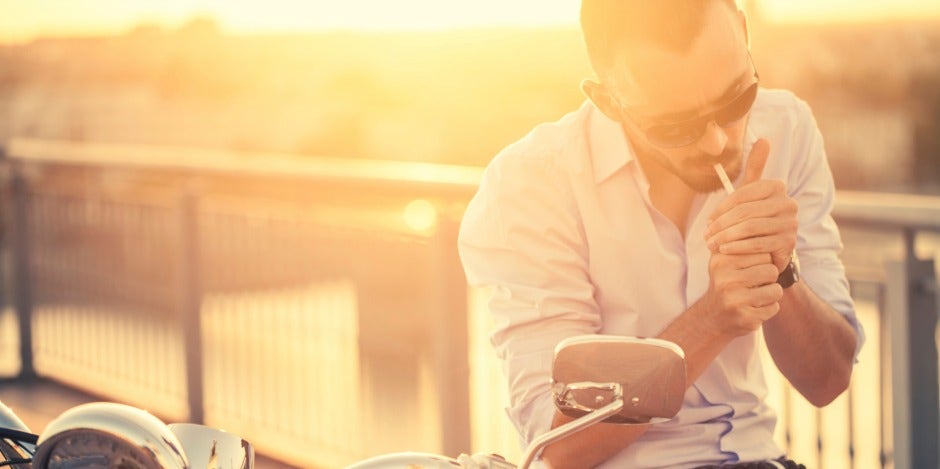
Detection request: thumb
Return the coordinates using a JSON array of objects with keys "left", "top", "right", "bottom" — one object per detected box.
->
[{"left": 743, "top": 138, "right": 770, "bottom": 185}]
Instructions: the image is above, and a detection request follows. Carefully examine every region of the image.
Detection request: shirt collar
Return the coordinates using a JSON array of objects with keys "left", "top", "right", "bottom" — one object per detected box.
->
[{"left": 586, "top": 102, "right": 636, "bottom": 184}]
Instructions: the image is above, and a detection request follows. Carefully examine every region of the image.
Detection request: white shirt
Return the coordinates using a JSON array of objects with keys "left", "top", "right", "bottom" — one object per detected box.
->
[{"left": 458, "top": 89, "right": 865, "bottom": 468}]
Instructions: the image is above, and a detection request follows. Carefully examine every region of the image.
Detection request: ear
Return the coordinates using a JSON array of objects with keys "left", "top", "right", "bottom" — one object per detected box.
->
[{"left": 580, "top": 79, "right": 623, "bottom": 123}]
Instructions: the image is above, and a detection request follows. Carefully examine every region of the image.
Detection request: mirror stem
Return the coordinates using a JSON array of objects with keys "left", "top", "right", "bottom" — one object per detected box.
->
[{"left": 517, "top": 398, "right": 624, "bottom": 469}]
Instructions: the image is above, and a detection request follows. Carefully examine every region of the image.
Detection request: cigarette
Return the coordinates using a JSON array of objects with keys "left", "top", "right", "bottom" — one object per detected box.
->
[{"left": 714, "top": 163, "right": 734, "bottom": 194}]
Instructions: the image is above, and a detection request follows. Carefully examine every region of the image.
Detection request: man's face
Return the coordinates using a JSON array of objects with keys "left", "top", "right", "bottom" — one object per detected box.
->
[{"left": 604, "top": 2, "right": 755, "bottom": 192}]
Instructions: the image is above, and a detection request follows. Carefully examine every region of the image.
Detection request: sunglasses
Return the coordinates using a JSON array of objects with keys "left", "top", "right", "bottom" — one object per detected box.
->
[{"left": 617, "top": 59, "right": 760, "bottom": 148}]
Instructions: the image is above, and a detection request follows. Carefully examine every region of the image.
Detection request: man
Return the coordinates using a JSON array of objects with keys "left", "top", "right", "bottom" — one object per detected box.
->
[{"left": 457, "top": 1, "right": 864, "bottom": 468}]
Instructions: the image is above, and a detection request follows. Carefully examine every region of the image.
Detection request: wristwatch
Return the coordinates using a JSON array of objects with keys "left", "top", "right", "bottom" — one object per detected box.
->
[{"left": 777, "top": 251, "right": 800, "bottom": 289}]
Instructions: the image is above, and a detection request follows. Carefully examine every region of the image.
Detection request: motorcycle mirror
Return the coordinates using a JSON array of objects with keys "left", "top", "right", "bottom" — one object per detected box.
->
[
  {"left": 516, "top": 335, "right": 687, "bottom": 469},
  {"left": 168, "top": 423, "right": 254, "bottom": 469},
  {"left": 551, "top": 335, "right": 686, "bottom": 424}
]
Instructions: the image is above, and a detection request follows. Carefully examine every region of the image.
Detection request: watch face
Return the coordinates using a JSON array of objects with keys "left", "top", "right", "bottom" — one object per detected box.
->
[{"left": 777, "top": 259, "right": 799, "bottom": 289}]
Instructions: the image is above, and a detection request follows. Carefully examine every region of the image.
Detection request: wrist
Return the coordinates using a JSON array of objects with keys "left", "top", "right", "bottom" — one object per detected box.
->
[{"left": 662, "top": 298, "right": 735, "bottom": 352}]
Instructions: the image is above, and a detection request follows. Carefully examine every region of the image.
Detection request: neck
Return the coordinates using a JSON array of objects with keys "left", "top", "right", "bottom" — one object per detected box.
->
[{"left": 635, "top": 149, "right": 697, "bottom": 235}]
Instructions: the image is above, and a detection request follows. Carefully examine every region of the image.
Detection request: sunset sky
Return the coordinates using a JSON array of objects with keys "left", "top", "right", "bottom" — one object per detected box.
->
[{"left": 1, "top": 0, "right": 940, "bottom": 43}]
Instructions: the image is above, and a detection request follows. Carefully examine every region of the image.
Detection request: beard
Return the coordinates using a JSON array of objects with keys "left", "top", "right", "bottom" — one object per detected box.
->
[{"left": 643, "top": 144, "right": 743, "bottom": 193}]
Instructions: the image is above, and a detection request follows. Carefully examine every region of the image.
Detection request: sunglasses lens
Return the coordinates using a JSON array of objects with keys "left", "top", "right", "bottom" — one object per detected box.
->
[
  {"left": 645, "top": 82, "right": 759, "bottom": 147},
  {"left": 647, "top": 123, "right": 701, "bottom": 147},
  {"left": 715, "top": 83, "right": 759, "bottom": 126}
]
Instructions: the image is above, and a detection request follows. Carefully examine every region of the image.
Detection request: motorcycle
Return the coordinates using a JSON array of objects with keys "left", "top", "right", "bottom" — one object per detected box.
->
[
  {"left": 347, "top": 335, "right": 687, "bottom": 469},
  {"left": 0, "top": 399, "right": 253, "bottom": 468}
]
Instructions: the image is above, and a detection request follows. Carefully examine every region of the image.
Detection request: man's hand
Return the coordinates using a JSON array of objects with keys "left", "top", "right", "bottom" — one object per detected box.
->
[
  {"left": 699, "top": 139, "right": 785, "bottom": 337},
  {"left": 702, "top": 251, "right": 783, "bottom": 337},
  {"left": 704, "top": 139, "right": 799, "bottom": 272}
]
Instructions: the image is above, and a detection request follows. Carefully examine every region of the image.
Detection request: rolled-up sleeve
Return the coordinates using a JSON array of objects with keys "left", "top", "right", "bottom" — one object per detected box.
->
[
  {"left": 458, "top": 147, "right": 601, "bottom": 443},
  {"left": 788, "top": 99, "right": 866, "bottom": 359}
]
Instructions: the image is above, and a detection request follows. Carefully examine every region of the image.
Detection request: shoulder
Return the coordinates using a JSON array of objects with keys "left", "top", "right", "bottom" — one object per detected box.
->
[
  {"left": 481, "top": 101, "right": 595, "bottom": 186},
  {"left": 750, "top": 88, "right": 816, "bottom": 132},
  {"left": 748, "top": 88, "right": 823, "bottom": 166},
  {"left": 461, "top": 103, "right": 594, "bottom": 245},
  {"left": 748, "top": 89, "right": 834, "bottom": 197}
]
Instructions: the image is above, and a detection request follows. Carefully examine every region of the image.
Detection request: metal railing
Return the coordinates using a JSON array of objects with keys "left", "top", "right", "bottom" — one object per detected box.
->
[
  {"left": 1, "top": 137, "right": 938, "bottom": 468},
  {"left": 812, "top": 191, "right": 940, "bottom": 469}
]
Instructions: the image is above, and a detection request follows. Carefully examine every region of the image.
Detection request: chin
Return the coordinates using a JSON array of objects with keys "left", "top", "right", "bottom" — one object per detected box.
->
[{"left": 681, "top": 175, "right": 725, "bottom": 193}]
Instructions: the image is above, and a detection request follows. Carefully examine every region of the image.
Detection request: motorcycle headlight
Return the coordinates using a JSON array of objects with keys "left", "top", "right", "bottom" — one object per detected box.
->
[{"left": 31, "top": 402, "right": 189, "bottom": 469}]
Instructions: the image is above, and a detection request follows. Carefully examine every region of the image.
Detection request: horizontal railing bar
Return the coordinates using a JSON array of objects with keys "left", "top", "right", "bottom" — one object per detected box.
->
[
  {"left": 4, "top": 138, "right": 484, "bottom": 197},
  {"left": 834, "top": 191, "right": 940, "bottom": 233}
]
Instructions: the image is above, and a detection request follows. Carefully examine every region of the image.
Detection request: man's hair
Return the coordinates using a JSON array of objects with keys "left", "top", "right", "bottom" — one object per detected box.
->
[{"left": 580, "top": 0, "right": 740, "bottom": 76}]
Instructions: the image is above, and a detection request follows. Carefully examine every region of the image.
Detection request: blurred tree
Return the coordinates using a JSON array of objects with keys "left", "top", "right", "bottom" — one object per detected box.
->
[{"left": 911, "top": 68, "right": 940, "bottom": 193}]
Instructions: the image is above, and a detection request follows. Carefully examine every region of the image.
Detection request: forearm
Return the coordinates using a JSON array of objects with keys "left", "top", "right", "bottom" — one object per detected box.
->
[
  {"left": 658, "top": 297, "right": 738, "bottom": 385},
  {"left": 763, "top": 281, "right": 857, "bottom": 406},
  {"left": 541, "top": 412, "right": 649, "bottom": 469},
  {"left": 542, "top": 300, "right": 735, "bottom": 468}
]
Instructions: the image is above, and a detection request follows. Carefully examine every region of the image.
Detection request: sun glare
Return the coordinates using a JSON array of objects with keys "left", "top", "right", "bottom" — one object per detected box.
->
[
  {"left": 403, "top": 199, "right": 439, "bottom": 234},
  {"left": 2, "top": 0, "right": 940, "bottom": 43},
  {"left": 0, "top": 0, "right": 579, "bottom": 43}
]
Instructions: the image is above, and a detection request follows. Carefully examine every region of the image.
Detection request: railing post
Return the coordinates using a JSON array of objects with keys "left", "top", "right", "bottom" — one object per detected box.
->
[
  {"left": 10, "top": 164, "right": 36, "bottom": 381},
  {"left": 885, "top": 229, "right": 938, "bottom": 469},
  {"left": 430, "top": 213, "right": 471, "bottom": 457},
  {"left": 178, "top": 190, "right": 204, "bottom": 424}
]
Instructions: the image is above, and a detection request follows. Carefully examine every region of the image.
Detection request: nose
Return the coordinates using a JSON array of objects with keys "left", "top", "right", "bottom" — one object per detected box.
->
[{"left": 695, "top": 121, "right": 728, "bottom": 156}]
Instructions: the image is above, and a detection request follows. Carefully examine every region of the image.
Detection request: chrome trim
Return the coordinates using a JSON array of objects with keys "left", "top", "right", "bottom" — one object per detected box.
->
[
  {"left": 518, "top": 398, "right": 625, "bottom": 469},
  {"left": 169, "top": 423, "right": 254, "bottom": 469},
  {"left": 553, "top": 381, "right": 621, "bottom": 414}
]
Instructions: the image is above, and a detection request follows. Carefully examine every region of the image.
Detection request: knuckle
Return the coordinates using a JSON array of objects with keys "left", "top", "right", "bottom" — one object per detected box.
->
[
  {"left": 786, "top": 218, "right": 799, "bottom": 231},
  {"left": 764, "top": 302, "right": 781, "bottom": 318},
  {"left": 709, "top": 255, "right": 722, "bottom": 270},
  {"left": 712, "top": 231, "right": 727, "bottom": 245},
  {"left": 787, "top": 232, "right": 798, "bottom": 246},
  {"left": 786, "top": 198, "right": 799, "bottom": 213}
]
